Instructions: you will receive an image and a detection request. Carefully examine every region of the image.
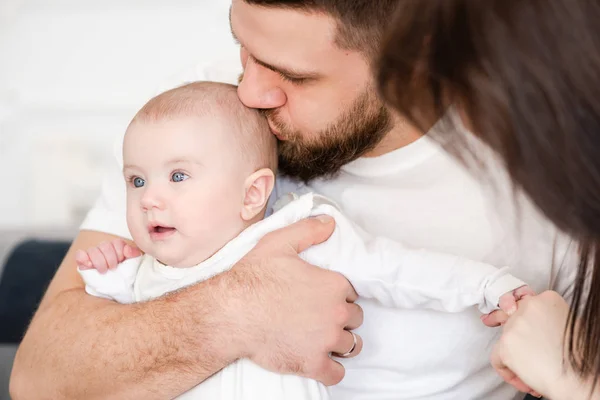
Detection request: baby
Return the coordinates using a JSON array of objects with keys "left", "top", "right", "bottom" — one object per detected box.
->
[{"left": 76, "top": 81, "right": 533, "bottom": 400}]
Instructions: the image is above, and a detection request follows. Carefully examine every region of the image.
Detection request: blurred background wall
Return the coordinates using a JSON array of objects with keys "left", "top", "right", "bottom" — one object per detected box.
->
[{"left": 0, "top": 0, "right": 238, "bottom": 231}]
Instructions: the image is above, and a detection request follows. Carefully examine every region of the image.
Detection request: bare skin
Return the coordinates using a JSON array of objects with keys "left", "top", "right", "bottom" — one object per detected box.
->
[
  {"left": 483, "top": 291, "right": 600, "bottom": 400},
  {"left": 10, "top": 218, "right": 363, "bottom": 399}
]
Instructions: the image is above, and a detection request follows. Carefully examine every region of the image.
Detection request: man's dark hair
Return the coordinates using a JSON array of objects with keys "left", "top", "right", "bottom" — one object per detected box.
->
[{"left": 243, "top": 0, "right": 399, "bottom": 59}]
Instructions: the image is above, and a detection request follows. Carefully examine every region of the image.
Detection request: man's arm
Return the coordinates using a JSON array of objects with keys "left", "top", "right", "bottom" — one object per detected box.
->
[
  {"left": 10, "top": 217, "right": 361, "bottom": 399},
  {"left": 10, "top": 230, "right": 240, "bottom": 399}
]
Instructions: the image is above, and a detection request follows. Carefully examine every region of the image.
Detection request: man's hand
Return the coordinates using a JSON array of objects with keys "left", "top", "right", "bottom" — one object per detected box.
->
[
  {"left": 230, "top": 215, "right": 363, "bottom": 386},
  {"left": 75, "top": 238, "right": 142, "bottom": 273}
]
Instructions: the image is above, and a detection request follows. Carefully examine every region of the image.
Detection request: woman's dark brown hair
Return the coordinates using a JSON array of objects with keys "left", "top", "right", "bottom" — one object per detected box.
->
[{"left": 378, "top": 0, "right": 600, "bottom": 384}]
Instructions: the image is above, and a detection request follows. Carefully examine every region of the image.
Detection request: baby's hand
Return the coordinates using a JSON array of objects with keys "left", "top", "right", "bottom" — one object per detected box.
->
[
  {"left": 75, "top": 239, "right": 141, "bottom": 274},
  {"left": 497, "top": 285, "right": 536, "bottom": 317}
]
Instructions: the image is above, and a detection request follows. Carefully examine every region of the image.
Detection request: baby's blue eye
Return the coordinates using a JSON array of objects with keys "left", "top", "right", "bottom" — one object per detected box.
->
[
  {"left": 133, "top": 177, "right": 145, "bottom": 188},
  {"left": 171, "top": 172, "right": 189, "bottom": 183}
]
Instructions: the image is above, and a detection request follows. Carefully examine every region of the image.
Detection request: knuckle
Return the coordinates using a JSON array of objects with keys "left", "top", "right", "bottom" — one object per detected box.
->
[
  {"left": 326, "top": 328, "right": 343, "bottom": 350},
  {"left": 334, "top": 304, "right": 350, "bottom": 326},
  {"left": 330, "top": 272, "right": 349, "bottom": 292},
  {"left": 98, "top": 241, "right": 113, "bottom": 253},
  {"left": 542, "top": 290, "right": 561, "bottom": 302},
  {"left": 315, "top": 357, "right": 332, "bottom": 378}
]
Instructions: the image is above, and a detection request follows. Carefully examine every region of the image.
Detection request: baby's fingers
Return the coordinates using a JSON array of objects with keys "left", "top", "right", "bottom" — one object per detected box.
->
[
  {"left": 498, "top": 285, "right": 535, "bottom": 317},
  {"left": 98, "top": 241, "right": 122, "bottom": 271},
  {"left": 75, "top": 250, "right": 93, "bottom": 270},
  {"left": 87, "top": 246, "right": 109, "bottom": 274},
  {"left": 498, "top": 293, "right": 517, "bottom": 317},
  {"left": 109, "top": 239, "right": 127, "bottom": 263},
  {"left": 481, "top": 310, "right": 509, "bottom": 327},
  {"left": 513, "top": 285, "right": 535, "bottom": 300}
]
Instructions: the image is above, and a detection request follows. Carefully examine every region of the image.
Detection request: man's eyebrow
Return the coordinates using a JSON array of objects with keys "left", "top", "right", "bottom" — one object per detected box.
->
[
  {"left": 252, "top": 57, "right": 320, "bottom": 80},
  {"left": 229, "top": 6, "right": 320, "bottom": 80}
]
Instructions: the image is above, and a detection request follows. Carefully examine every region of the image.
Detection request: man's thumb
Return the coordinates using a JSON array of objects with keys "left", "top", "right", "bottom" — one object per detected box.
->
[{"left": 284, "top": 215, "right": 335, "bottom": 254}]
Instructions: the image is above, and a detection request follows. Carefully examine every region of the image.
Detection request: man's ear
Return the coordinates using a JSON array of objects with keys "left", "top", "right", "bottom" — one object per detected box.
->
[{"left": 241, "top": 168, "right": 275, "bottom": 221}]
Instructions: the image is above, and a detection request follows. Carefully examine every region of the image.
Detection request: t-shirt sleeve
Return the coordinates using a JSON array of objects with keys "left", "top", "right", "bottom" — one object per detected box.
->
[
  {"left": 79, "top": 56, "right": 243, "bottom": 238},
  {"left": 302, "top": 199, "right": 527, "bottom": 314}
]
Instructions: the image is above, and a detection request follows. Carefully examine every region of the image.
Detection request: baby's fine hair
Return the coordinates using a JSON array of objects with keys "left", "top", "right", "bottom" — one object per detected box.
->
[{"left": 133, "top": 81, "right": 277, "bottom": 172}]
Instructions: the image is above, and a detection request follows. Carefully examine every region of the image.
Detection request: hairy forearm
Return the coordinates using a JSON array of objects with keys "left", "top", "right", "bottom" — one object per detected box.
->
[{"left": 11, "top": 277, "right": 240, "bottom": 400}]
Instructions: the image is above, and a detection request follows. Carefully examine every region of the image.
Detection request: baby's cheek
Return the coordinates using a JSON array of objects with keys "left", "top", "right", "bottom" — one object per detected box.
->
[
  {"left": 187, "top": 208, "right": 218, "bottom": 234},
  {"left": 126, "top": 213, "right": 145, "bottom": 242},
  {"left": 186, "top": 207, "right": 229, "bottom": 239}
]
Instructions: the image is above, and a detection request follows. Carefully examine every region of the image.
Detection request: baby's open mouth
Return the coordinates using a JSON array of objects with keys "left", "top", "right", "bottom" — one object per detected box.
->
[
  {"left": 151, "top": 226, "right": 174, "bottom": 233},
  {"left": 148, "top": 224, "right": 176, "bottom": 240}
]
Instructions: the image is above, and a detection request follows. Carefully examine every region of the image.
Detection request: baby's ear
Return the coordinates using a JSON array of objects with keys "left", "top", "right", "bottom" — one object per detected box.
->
[{"left": 241, "top": 168, "right": 275, "bottom": 221}]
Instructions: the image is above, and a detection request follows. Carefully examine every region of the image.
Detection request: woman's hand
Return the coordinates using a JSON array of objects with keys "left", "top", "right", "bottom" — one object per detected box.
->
[{"left": 490, "top": 291, "right": 593, "bottom": 399}]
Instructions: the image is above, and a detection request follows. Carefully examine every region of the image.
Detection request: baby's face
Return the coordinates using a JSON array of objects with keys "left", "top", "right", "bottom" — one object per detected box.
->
[{"left": 123, "top": 116, "right": 249, "bottom": 267}]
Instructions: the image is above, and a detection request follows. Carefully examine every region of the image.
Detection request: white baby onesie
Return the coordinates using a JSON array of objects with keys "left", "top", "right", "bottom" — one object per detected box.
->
[{"left": 79, "top": 192, "right": 526, "bottom": 400}]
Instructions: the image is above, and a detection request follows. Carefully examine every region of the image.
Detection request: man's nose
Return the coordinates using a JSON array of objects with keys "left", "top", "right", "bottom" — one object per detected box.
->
[{"left": 237, "top": 58, "right": 287, "bottom": 110}]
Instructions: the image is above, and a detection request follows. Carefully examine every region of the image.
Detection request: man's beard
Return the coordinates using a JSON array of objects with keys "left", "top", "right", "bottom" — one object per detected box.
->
[{"left": 262, "top": 89, "right": 392, "bottom": 183}]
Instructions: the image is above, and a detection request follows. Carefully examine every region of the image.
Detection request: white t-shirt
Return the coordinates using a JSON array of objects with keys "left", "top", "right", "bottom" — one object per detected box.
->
[
  {"left": 80, "top": 60, "right": 578, "bottom": 400},
  {"left": 80, "top": 192, "right": 528, "bottom": 400}
]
